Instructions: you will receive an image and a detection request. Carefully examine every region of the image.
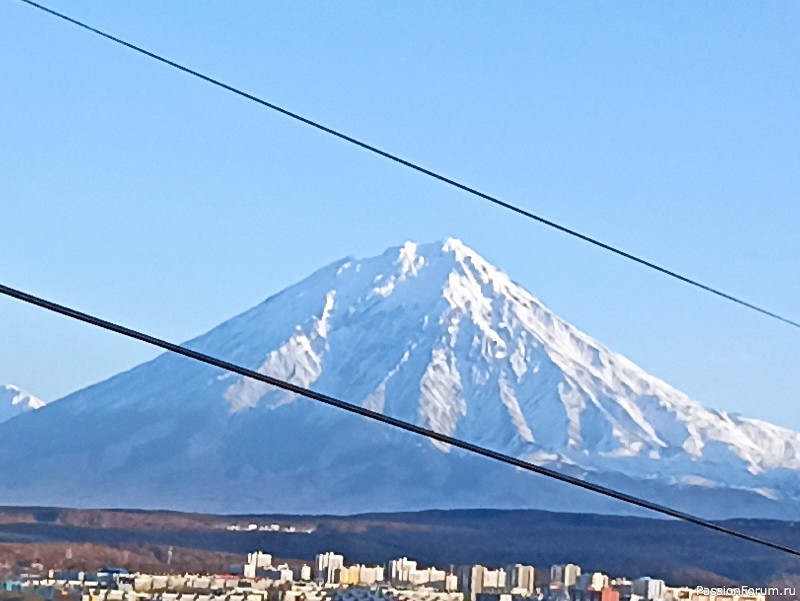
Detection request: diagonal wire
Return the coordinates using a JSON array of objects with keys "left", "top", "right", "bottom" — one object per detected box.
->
[
  {"left": 12, "top": 0, "right": 800, "bottom": 332},
  {"left": 1, "top": 280, "right": 799, "bottom": 558}
]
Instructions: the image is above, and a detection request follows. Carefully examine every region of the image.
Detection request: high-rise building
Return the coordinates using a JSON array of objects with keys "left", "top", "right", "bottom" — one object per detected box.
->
[
  {"left": 460, "top": 565, "right": 486, "bottom": 601},
  {"left": 389, "top": 558, "right": 419, "bottom": 584},
  {"left": 460, "top": 566, "right": 507, "bottom": 601},
  {"left": 315, "top": 552, "right": 345, "bottom": 584},
  {"left": 551, "top": 564, "right": 581, "bottom": 588},
  {"left": 485, "top": 568, "right": 507, "bottom": 591},
  {"left": 507, "top": 564, "right": 535, "bottom": 597},
  {"left": 632, "top": 578, "right": 665, "bottom": 601},
  {"left": 576, "top": 573, "right": 609, "bottom": 592},
  {"left": 337, "top": 566, "right": 361, "bottom": 585},
  {"left": 572, "top": 574, "right": 614, "bottom": 601},
  {"left": 262, "top": 565, "right": 293, "bottom": 583},
  {"left": 243, "top": 552, "right": 273, "bottom": 579},
  {"left": 389, "top": 558, "right": 447, "bottom": 588},
  {"left": 445, "top": 574, "right": 459, "bottom": 592},
  {"left": 358, "top": 565, "right": 385, "bottom": 585}
]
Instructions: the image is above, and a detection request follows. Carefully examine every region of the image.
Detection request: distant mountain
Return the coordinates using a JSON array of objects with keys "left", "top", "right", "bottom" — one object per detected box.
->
[
  {"left": 0, "top": 384, "right": 45, "bottom": 424},
  {"left": 0, "top": 239, "right": 798, "bottom": 518}
]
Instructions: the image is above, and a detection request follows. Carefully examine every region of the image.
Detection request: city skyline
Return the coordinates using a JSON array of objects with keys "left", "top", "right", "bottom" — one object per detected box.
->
[{"left": 2, "top": 545, "right": 783, "bottom": 601}]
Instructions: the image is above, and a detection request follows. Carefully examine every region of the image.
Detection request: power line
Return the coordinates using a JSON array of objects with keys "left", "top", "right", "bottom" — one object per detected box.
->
[
  {"left": 7, "top": 0, "right": 800, "bottom": 554},
  {"left": 0, "top": 281, "right": 798, "bottom": 558},
  {"left": 14, "top": 0, "right": 800, "bottom": 332}
]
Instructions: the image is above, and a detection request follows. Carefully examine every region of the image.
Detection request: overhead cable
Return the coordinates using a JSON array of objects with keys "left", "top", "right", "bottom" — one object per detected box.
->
[
  {"left": 15, "top": 0, "right": 800, "bottom": 331},
  {"left": 1, "top": 280, "right": 798, "bottom": 558}
]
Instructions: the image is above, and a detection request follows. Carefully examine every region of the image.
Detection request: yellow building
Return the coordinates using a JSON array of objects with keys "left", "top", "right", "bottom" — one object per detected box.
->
[{"left": 336, "top": 567, "right": 361, "bottom": 585}]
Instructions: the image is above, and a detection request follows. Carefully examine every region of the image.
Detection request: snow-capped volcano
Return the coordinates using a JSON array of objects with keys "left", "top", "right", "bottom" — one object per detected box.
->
[
  {"left": 0, "top": 384, "right": 45, "bottom": 424},
  {"left": 0, "top": 239, "right": 798, "bottom": 517}
]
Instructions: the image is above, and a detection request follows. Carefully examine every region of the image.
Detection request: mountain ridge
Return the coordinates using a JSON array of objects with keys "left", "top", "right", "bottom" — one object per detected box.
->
[{"left": 1, "top": 238, "right": 798, "bottom": 518}]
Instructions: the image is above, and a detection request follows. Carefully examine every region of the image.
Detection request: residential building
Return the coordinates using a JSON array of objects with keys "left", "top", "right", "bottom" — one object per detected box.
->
[
  {"left": 551, "top": 565, "right": 582, "bottom": 588},
  {"left": 389, "top": 558, "right": 418, "bottom": 584},
  {"left": 357, "top": 565, "right": 385, "bottom": 585},
  {"left": 338, "top": 567, "right": 361, "bottom": 585},
  {"left": 262, "top": 565, "right": 293, "bottom": 583},
  {"left": 506, "top": 564, "right": 535, "bottom": 597},
  {"left": 445, "top": 574, "right": 459, "bottom": 592},
  {"left": 315, "top": 552, "right": 345, "bottom": 584},
  {"left": 461, "top": 566, "right": 486, "bottom": 601},
  {"left": 460, "top": 566, "right": 507, "bottom": 601},
  {"left": 632, "top": 578, "right": 665, "bottom": 601},
  {"left": 389, "top": 558, "right": 448, "bottom": 589},
  {"left": 243, "top": 552, "right": 273, "bottom": 579}
]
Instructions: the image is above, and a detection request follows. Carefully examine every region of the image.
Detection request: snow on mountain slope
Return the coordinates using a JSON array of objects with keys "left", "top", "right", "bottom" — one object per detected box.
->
[
  {"left": 208, "top": 238, "right": 800, "bottom": 480},
  {"left": 0, "top": 385, "right": 45, "bottom": 423},
  {"left": 0, "top": 238, "right": 798, "bottom": 516}
]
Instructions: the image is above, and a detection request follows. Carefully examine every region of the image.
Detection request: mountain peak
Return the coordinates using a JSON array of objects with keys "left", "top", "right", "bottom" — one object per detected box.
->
[
  {"left": 216, "top": 240, "right": 800, "bottom": 480},
  {"left": 368, "top": 238, "right": 517, "bottom": 304},
  {"left": 441, "top": 236, "right": 471, "bottom": 254},
  {"left": 383, "top": 237, "right": 491, "bottom": 263},
  {"left": 1, "top": 239, "right": 799, "bottom": 518}
]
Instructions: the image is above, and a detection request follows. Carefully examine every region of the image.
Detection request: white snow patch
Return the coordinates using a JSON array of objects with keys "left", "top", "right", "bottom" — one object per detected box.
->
[
  {"left": 418, "top": 345, "right": 465, "bottom": 452},
  {"left": 0, "top": 385, "right": 46, "bottom": 424}
]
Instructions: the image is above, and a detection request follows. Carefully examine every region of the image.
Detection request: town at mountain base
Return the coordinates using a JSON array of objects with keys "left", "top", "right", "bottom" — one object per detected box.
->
[
  {"left": 0, "top": 506, "right": 798, "bottom": 584},
  {"left": 1, "top": 239, "right": 799, "bottom": 518}
]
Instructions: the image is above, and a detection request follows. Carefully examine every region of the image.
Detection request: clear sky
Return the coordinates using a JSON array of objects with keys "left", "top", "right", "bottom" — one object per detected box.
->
[{"left": 1, "top": 2, "right": 799, "bottom": 428}]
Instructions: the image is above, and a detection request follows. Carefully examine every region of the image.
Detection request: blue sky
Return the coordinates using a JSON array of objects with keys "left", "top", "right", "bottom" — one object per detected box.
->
[{"left": 2, "top": 2, "right": 799, "bottom": 427}]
